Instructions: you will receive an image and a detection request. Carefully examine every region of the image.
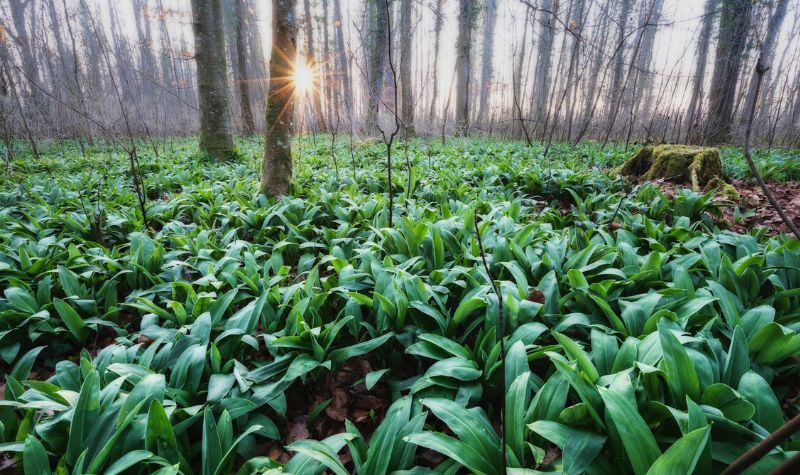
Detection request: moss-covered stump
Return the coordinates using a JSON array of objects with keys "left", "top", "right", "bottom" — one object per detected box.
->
[{"left": 619, "top": 145, "right": 724, "bottom": 191}]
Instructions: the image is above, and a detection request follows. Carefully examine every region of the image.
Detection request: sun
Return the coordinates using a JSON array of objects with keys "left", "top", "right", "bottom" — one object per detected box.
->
[{"left": 293, "top": 62, "right": 315, "bottom": 93}]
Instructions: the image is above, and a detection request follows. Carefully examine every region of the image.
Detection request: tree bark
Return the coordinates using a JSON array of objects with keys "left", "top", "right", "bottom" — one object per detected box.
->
[
  {"left": 399, "top": 0, "right": 414, "bottom": 135},
  {"left": 533, "top": 0, "right": 556, "bottom": 134},
  {"left": 261, "top": 0, "right": 297, "bottom": 197},
  {"left": 234, "top": 0, "right": 256, "bottom": 135},
  {"left": 477, "top": 0, "right": 496, "bottom": 124},
  {"left": 705, "top": 0, "right": 752, "bottom": 145},
  {"left": 191, "top": 0, "right": 235, "bottom": 160},
  {"left": 427, "top": 0, "right": 444, "bottom": 122},
  {"left": 9, "top": 0, "right": 42, "bottom": 108},
  {"left": 333, "top": 0, "right": 353, "bottom": 122},
  {"left": 366, "top": 0, "right": 389, "bottom": 132},
  {"left": 741, "top": 0, "right": 788, "bottom": 127},
  {"left": 455, "top": 0, "right": 477, "bottom": 136},
  {"left": 685, "top": 0, "right": 720, "bottom": 143},
  {"left": 303, "top": 0, "right": 328, "bottom": 133}
]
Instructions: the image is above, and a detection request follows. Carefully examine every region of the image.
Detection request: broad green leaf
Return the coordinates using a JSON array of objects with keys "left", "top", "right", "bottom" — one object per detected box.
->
[
  {"left": 529, "top": 420, "right": 606, "bottom": 475},
  {"left": 644, "top": 426, "right": 710, "bottom": 475},
  {"left": 599, "top": 386, "right": 661, "bottom": 475}
]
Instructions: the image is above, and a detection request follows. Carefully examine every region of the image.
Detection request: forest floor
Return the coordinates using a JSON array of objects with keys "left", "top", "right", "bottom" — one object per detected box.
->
[{"left": 1, "top": 137, "right": 799, "bottom": 474}]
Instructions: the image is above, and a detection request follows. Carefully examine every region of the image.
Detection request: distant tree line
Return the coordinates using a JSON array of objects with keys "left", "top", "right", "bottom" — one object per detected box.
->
[{"left": 1, "top": 0, "right": 799, "bottom": 151}]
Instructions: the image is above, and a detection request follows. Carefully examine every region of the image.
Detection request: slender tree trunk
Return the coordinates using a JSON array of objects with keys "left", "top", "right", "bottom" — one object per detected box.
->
[
  {"left": 512, "top": 7, "right": 531, "bottom": 137},
  {"left": 191, "top": 0, "right": 235, "bottom": 160},
  {"left": 399, "top": 0, "right": 414, "bottom": 135},
  {"left": 533, "top": 0, "right": 555, "bottom": 134},
  {"left": 303, "top": 0, "right": 327, "bottom": 133},
  {"left": 428, "top": 0, "right": 444, "bottom": 122},
  {"left": 455, "top": 0, "right": 477, "bottom": 136},
  {"left": 333, "top": 0, "right": 353, "bottom": 125},
  {"left": 234, "top": 0, "right": 256, "bottom": 135},
  {"left": 477, "top": 0, "right": 496, "bottom": 124},
  {"left": 632, "top": 0, "right": 664, "bottom": 120},
  {"left": 261, "top": 0, "right": 297, "bottom": 197},
  {"left": 685, "top": 0, "right": 720, "bottom": 143},
  {"left": 606, "top": 0, "right": 632, "bottom": 128},
  {"left": 705, "top": 0, "right": 752, "bottom": 144},
  {"left": 322, "top": 0, "right": 334, "bottom": 127},
  {"left": 9, "top": 0, "right": 42, "bottom": 109},
  {"left": 366, "top": 0, "right": 389, "bottom": 132},
  {"left": 741, "top": 0, "right": 788, "bottom": 127}
]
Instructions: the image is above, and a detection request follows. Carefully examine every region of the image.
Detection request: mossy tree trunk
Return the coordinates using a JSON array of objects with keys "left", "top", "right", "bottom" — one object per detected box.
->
[
  {"left": 260, "top": 0, "right": 297, "bottom": 197},
  {"left": 191, "top": 0, "right": 235, "bottom": 160}
]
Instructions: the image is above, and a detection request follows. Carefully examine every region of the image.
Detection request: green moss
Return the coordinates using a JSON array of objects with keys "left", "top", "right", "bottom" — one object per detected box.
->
[
  {"left": 620, "top": 145, "right": 724, "bottom": 190},
  {"left": 619, "top": 146, "right": 654, "bottom": 176},
  {"left": 705, "top": 176, "right": 740, "bottom": 201}
]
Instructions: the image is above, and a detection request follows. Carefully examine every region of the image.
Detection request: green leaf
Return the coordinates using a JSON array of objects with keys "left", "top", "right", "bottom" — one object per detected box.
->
[
  {"left": 553, "top": 331, "right": 599, "bottom": 383},
  {"left": 287, "top": 439, "right": 351, "bottom": 475},
  {"left": 365, "top": 369, "right": 389, "bottom": 390},
  {"left": 420, "top": 398, "right": 500, "bottom": 470},
  {"left": 5, "top": 287, "right": 38, "bottom": 314},
  {"left": 328, "top": 332, "right": 394, "bottom": 365},
  {"left": 23, "top": 436, "right": 50, "bottom": 475},
  {"left": 701, "top": 383, "right": 755, "bottom": 422},
  {"left": 405, "top": 432, "right": 499, "bottom": 475},
  {"left": 723, "top": 325, "right": 749, "bottom": 387},
  {"left": 506, "top": 372, "right": 531, "bottom": 465},
  {"left": 528, "top": 420, "right": 606, "bottom": 475},
  {"left": 738, "top": 371, "right": 783, "bottom": 432},
  {"left": 66, "top": 371, "right": 100, "bottom": 466},
  {"left": 104, "top": 451, "right": 154, "bottom": 475},
  {"left": 452, "top": 296, "right": 487, "bottom": 325},
  {"left": 53, "top": 298, "right": 88, "bottom": 343},
  {"left": 599, "top": 386, "right": 661, "bottom": 475},
  {"left": 658, "top": 324, "right": 699, "bottom": 404},
  {"left": 644, "top": 426, "right": 710, "bottom": 475}
]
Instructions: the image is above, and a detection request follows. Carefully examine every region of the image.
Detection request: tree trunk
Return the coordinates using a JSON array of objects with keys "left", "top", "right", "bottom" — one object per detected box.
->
[
  {"left": 303, "top": 0, "right": 328, "bottom": 133},
  {"left": 632, "top": 0, "right": 664, "bottom": 118},
  {"left": 366, "top": 0, "right": 389, "bottom": 132},
  {"left": 512, "top": 7, "right": 531, "bottom": 137},
  {"left": 191, "top": 0, "right": 235, "bottom": 160},
  {"left": 606, "top": 0, "right": 632, "bottom": 128},
  {"left": 322, "top": 0, "right": 334, "bottom": 127},
  {"left": 427, "top": 0, "right": 444, "bottom": 122},
  {"left": 533, "top": 0, "right": 555, "bottom": 134},
  {"left": 455, "top": 0, "right": 477, "bottom": 136},
  {"left": 705, "top": 0, "right": 752, "bottom": 145},
  {"left": 234, "top": 0, "right": 256, "bottom": 135},
  {"left": 333, "top": 0, "right": 353, "bottom": 122},
  {"left": 9, "top": 0, "right": 42, "bottom": 108},
  {"left": 399, "top": 0, "right": 414, "bottom": 135},
  {"left": 685, "top": 0, "right": 720, "bottom": 143},
  {"left": 261, "top": 0, "right": 297, "bottom": 197},
  {"left": 741, "top": 0, "right": 788, "bottom": 127},
  {"left": 477, "top": 0, "right": 496, "bottom": 124}
]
